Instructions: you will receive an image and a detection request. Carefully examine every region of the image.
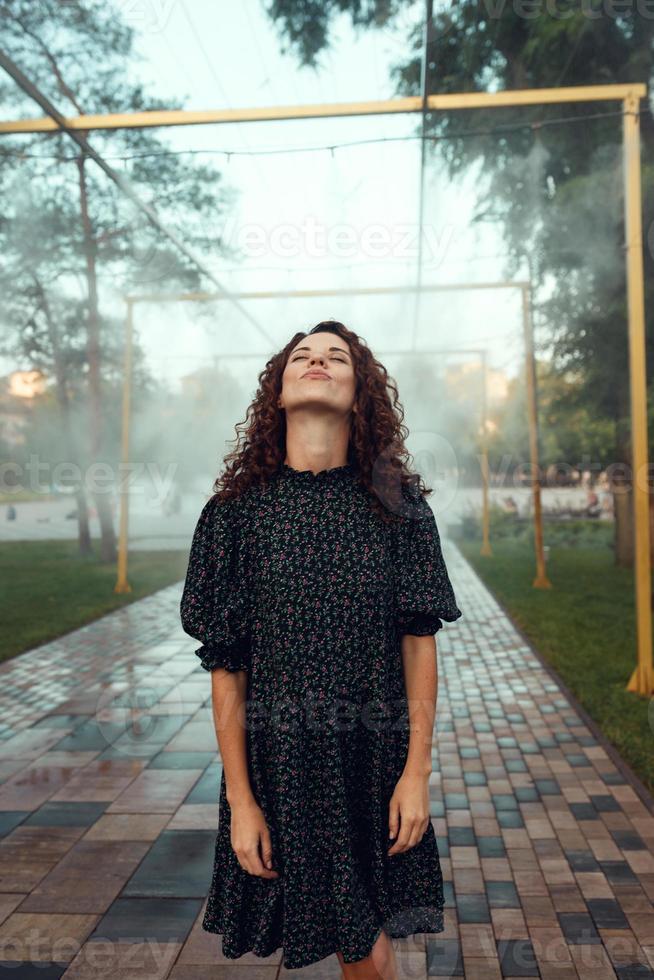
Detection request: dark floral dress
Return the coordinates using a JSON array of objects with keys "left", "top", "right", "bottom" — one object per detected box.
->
[{"left": 180, "top": 460, "right": 463, "bottom": 970}]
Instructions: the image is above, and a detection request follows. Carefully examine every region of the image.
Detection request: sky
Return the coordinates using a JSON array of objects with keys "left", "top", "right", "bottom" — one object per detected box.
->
[
  {"left": 0, "top": 0, "right": 531, "bottom": 496},
  {"left": 122, "top": 0, "right": 526, "bottom": 392},
  {"left": 0, "top": 0, "right": 540, "bottom": 504}
]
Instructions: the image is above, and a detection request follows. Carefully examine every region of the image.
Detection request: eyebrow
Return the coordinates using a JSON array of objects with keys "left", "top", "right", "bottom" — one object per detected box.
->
[{"left": 291, "top": 345, "right": 351, "bottom": 359}]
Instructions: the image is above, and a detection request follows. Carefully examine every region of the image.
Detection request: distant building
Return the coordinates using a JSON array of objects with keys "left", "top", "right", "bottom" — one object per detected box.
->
[
  {"left": 444, "top": 361, "right": 510, "bottom": 405},
  {"left": 0, "top": 369, "right": 46, "bottom": 447},
  {"left": 180, "top": 365, "right": 218, "bottom": 400}
]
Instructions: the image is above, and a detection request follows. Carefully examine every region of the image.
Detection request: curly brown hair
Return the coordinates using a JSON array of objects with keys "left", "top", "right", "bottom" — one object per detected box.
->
[{"left": 212, "top": 320, "right": 432, "bottom": 524}]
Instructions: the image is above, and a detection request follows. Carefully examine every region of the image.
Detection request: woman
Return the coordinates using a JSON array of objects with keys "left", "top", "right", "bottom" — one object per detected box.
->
[{"left": 180, "top": 319, "right": 463, "bottom": 978}]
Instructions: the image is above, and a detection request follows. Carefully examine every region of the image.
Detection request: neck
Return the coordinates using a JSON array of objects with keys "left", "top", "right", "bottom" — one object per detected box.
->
[{"left": 283, "top": 412, "right": 350, "bottom": 474}]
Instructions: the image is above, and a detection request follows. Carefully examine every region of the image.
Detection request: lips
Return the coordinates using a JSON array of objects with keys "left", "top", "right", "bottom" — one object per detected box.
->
[{"left": 303, "top": 371, "right": 330, "bottom": 379}]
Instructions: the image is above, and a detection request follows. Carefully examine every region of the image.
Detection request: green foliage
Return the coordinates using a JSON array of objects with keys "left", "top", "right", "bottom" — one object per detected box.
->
[
  {"left": 264, "top": 0, "right": 408, "bottom": 67},
  {"left": 264, "top": 1, "right": 654, "bottom": 464},
  {"left": 463, "top": 503, "right": 614, "bottom": 549},
  {"left": 460, "top": 502, "right": 527, "bottom": 541},
  {"left": 0, "top": 1, "right": 246, "bottom": 510}
]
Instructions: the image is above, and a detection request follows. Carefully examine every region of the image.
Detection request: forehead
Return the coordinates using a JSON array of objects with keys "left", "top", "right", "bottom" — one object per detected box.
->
[{"left": 290, "top": 337, "right": 351, "bottom": 356}]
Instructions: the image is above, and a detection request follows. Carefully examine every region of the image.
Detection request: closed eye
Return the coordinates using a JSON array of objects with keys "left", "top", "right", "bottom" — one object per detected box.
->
[{"left": 292, "top": 354, "right": 347, "bottom": 363}]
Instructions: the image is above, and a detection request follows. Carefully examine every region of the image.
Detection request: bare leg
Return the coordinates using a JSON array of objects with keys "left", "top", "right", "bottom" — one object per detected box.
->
[{"left": 336, "top": 928, "right": 398, "bottom": 980}]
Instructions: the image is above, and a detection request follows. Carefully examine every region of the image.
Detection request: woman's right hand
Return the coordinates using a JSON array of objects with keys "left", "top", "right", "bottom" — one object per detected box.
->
[{"left": 230, "top": 798, "right": 279, "bottom": 878}]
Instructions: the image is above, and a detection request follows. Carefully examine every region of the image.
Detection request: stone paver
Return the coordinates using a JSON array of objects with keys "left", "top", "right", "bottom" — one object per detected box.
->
[{"left": 0, "top": 543, "right": 653, "bottom": 979}]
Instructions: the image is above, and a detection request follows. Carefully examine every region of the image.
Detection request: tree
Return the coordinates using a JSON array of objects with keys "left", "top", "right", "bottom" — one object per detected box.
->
[
  {"left": 0, "top": 0, "right": 240, "bottom": 559},
  {"left": 262, "top": 0, "right": 654, "bottom": 565}
]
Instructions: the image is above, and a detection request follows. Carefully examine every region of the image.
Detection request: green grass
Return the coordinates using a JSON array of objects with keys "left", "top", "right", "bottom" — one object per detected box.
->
[
  {"left": 458, "top": 522, "right": 654, "bottom": 797},
  {"left": 0, "top": 539, "right": 188, "bottom": 664},
  {"left": 0, "top": 490, "right": 58, "bottom": 503}
]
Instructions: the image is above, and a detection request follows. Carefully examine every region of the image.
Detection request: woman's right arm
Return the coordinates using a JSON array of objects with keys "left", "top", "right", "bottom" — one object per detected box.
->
[
  {"left": 179, "top": 495, "right": 277, "bottom": 878},
  {"left": 211, "top": 668, "right": 278, "bottom": 879},
  {"left": 210, "top": 667, "right": 253, "bottom": 806}
]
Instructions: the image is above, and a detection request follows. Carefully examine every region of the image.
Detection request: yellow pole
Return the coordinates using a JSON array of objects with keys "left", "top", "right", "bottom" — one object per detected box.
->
[
  {"left": 115, "top": 297, "right": 133, "bottom": 594},
  {"left": 522, "top": 283, "right": 551, "bottom": 590},
  {"left": 480, "top": 349, "right": 492, "bottom": 557},
  {"left": 623, "top": 92, "right": 653, "bottom": 696}
]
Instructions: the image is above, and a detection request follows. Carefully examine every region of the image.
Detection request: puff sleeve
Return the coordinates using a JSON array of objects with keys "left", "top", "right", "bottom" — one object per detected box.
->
[
  {"left": 392, "top": 483, "right": 463, "bottom": 636},
  {"left": 180, "top": 494, "right": 251, "bottom": 672}
]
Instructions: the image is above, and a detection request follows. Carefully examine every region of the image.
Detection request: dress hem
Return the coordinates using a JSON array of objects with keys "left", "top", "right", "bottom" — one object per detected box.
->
[{"left": 201, "top": 902, "right": 445, "bottom": 971}]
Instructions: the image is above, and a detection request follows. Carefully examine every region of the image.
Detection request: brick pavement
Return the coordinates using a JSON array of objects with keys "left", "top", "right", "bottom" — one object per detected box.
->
[{"left": 0, "top": 545, "right": 652, "bottom": 978}]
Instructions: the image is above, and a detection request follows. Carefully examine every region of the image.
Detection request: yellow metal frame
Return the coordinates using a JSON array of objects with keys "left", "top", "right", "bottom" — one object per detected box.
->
[
  {"left": 0, "top": 85, "right": 644, "bottom": 133},
  {"left": 8, "top": 82, "right": 648, "bottom": 694}
]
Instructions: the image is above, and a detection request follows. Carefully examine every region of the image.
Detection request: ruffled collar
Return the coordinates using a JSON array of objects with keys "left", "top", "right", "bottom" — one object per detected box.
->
[{"left": 279, "top": 461, "right": 357, "bottom": 482}]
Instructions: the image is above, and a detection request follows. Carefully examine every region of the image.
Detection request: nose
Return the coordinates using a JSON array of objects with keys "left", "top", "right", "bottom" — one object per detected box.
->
[{"left": 308, "top": 354, "right": 326, "bottom": 368}]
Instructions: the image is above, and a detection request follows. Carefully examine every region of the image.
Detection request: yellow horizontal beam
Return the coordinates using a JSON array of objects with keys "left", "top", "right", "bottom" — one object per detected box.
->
[
  {"left": 0, "top": 84, "right": 647, "bottom": 134},
  {"left": 1, "top": 97, "right": 419, "bottom": 133},
  {"left": 126, "top": 280, "right": 530, "bottom": 304},
  {"left": 428, "top": 83, "right": 647, "bottom": 109},
  {"left": 168, "top": 347, "right": 487, "bottom": 360}
]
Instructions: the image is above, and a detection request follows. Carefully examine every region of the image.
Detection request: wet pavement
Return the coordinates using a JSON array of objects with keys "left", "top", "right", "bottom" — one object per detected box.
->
[{"left": 0, "top": 542, "right": 652, "bottom": 978}]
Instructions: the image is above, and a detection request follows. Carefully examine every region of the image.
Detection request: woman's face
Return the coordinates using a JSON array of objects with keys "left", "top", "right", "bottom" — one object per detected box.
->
[{"left": 280, "top": 334, "right": 356, "bottom": 416}]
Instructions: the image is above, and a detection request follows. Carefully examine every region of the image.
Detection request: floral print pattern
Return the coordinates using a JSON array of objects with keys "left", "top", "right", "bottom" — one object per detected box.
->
[{"left": 180, "top": 460, "right": 463, "bottom": 969}]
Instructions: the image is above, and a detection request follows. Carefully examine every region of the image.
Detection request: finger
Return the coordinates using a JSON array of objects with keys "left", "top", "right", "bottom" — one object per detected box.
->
[
  {"left": 407, "top": 816, "right": 426, "bottom": 848},
  {"left": 388, "top": 798, "right": 400, "bottom": 842},
  {"left": 395, "top": 815, "right": 423, "bottom": 853},
  {"left": 388, "top": 822, "right": 413, "bottom": 855},
  {"left": 260, "top": 828, "right": 274, "bottom": 871},
  {"left": 244, "top": 833, "right": 280, "bottom": 878},
  {"left": 240, "top": 850, "right": 257, "bottom": 875},
  {"left": 237, "top": 853, "right": 252, "bottom": 875},
  {"left": 412, "top": 817, "right": 430, "bottom": 847},
  {"left": 244, "top": 845, "right": 267, "bottom": 877}
]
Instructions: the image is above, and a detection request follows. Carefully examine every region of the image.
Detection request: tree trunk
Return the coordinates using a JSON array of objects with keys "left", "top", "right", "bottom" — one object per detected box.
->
[
  {"left": 35, "top": 276, "right": 92, "bottom": 556},
  {"left": 613, "top": 481, "right": 633, "bottom": 567},
  {"left": 77, "top": 153, "right": 116, "bottom": 562},
  {"left": 612, "top": 375, "right": 634, "bottom": 567},
  {"left": 613, "top": 411, "right": 654, "bottom": 574}
]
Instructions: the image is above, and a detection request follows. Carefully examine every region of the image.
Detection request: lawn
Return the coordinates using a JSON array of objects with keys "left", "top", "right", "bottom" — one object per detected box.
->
[
  {"left": 0, "top": 539, "right": 189, "bottom": 664},
  {"left": 457, "top": 518, "right": 654, "bottom": 797}
]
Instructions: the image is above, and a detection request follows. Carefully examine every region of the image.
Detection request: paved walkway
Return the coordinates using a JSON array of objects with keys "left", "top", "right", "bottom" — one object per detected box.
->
[{"left": 0, "top": 545, "right": 653, "bottom": 978}]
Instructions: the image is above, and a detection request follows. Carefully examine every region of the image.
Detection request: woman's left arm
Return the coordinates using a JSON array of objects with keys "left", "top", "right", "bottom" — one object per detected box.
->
[
  {"left": 387, "top": 482, "right": 462, "bottom": 856},
  {"left": 387, "top": 632, "right": 437, "bottom": 856}
]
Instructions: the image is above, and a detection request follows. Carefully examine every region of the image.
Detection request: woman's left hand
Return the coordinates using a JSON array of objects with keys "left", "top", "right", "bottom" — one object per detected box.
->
[{"left": 387, "top": 770, "right": 431, "bottom": 856}]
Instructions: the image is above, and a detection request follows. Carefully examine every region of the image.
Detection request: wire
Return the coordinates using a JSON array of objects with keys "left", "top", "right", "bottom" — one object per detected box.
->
[
  {"left": 179, "top": 1, "right": 232, "bottom": 107},
  {"left": 91, "top": 249, "right": 516, "bottom": 281},
  {"left": 177, "top": 0, "right": 274, "bottom": 195},
  {"left": 242, "top": 0, "right": 281, "bottom": 104},
  {"left": 0, "top": 106, "right": 632, "bottom": 163}
]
